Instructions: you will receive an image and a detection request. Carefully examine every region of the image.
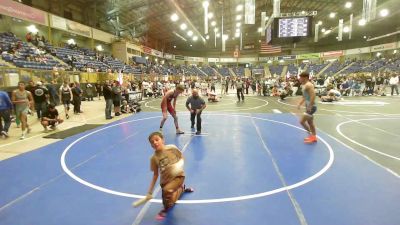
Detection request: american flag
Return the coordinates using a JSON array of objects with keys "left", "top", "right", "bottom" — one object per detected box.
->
[{"left": 259, "top": 42, "right": 281, "bottom": 54}]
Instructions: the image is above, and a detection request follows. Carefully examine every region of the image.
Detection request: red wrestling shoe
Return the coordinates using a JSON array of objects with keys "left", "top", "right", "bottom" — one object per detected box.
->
[
  {"left": 156, "top": 209, "right": 167, "bottom": 220},
  {"left": 304, "top": 135, "right": 317, "bottom": 144}
]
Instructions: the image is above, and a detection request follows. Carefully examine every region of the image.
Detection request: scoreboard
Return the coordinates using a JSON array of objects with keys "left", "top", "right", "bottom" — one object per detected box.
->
[{"left": 277, "top": 17, "right": 310, "bottom": 37}]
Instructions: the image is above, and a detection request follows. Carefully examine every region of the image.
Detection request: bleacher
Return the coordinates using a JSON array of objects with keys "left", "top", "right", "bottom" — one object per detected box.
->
[
  {"left": 306, "top": 63, "right": 328, "bottom": 74},
  {"left": 232, "top": 67, "right": 244, "bottom": 76},
  {"left": 218, "top": 67, "right": 230, "bottom": 76},
  {"left": 0, "top": 33, "right": 61, "bottom": 70},
  {"left": 323, "top": 61, "right": 351, "bottom": 76},
  {"left": 383, "top": 58, "right": 400, "bottom": 72},
  {"left": 200, "top": 66, "right": 215, "bottom": 76},
  {"left": 269, "top": 65, "right": 283, "bottom": 76},
  {"left": 287, "top": 64, "right": 298, "bottom": 75}
]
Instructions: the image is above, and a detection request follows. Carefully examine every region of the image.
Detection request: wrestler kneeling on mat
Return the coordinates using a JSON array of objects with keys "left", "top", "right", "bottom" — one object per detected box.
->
[{"left": 146, "top": 132, "right": 194, "bottom": 220}]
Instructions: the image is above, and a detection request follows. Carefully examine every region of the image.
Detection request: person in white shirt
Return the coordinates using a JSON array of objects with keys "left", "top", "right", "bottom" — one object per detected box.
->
[{"left": 389, "top": 73, "right": 399, "bottom": 96}]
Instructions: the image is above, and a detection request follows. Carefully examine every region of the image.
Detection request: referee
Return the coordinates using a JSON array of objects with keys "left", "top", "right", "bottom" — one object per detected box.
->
[{"left": 186, "top": 89, "right": 206, "bottom": 135}]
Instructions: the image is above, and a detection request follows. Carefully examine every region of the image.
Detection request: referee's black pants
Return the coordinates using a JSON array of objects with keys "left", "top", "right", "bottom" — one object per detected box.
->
[{"left": 190, "top": 111, "right": 202, "bottom": 132}]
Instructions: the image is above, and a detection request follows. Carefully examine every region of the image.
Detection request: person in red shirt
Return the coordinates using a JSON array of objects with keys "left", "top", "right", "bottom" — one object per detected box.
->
[
  {"left": 25, "top": 32, "right": 32, "bottom": 42},
  {"left": 159, "top": 85, "right": 184, "bottom": 134}
]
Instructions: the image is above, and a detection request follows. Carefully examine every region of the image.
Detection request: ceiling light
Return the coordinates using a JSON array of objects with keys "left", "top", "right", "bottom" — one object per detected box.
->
[
  {"left": 202, "top": 1, "right": 209, "bottom": 8},
  {"left": 363, "top": 35, "right": 367, "bottom": 39},
  {"left": 324, "top": 29, "right": 332, "bottom": 35},
  {"left": 190, "top": 44, "right": 193, "bottom": 47},
  {"left": 379, "top": 9, "right": 389, "bottom": 17},
  {"left": 321, "top": 28, "right": 326, "bottom": 32},
  {"left": 171, "top": 13, "right": 179, "bottom": 22},
  {"left": 211, "top": 21, "right": 216, "bottom": 26},
  {"left": 208, "top": 12, "right": 213, "bottom": 19},
  {"left": 187, "top": 30, "right": 193, "bottom": 36},
  {"left": 67, "top": 39, "right": 75, "bottom": 45},
  {"left": 193, "top": 36, "right": 198, "bottom": 41},
  {"left": 257, "top": 27, "right": 262, "bottom": 32},
  {"left": 376, "top": 52, "right": 381, "bottom": 57},
  {"left": 235, "top": 33, "right": 240, "bottom": 38},
  {"left": 317, "top": 21, "right": 322, "bottom": 25},
  {"left": 236, "top": 15, "right": 242, "bottom": 20},
  {"left": 301, "top": 11, "right": 306, "bottom": 14},
  {"left": 358, "top": 19, "right": 366, "bottom": 26},
  {"left": 236, "top": 4, "right": 243, "bottom": 12},
  {"left": 329, "top": 12, "right": 336, "bottom": 18},
  {"left": 345, "top": 2, "right": 352, "bottom": 9},
  {"left": 235, "top": 28, "right": 240, "bottom": 33},
  {"left": 173, "top": 45, "right": 176, "bottom": 48},
  {"left": 267, "top": 60, "right": 272, "bottom": 63},
  {"left": 343, "top": 26, "right": 350, "bottom": 33},
  {"left": 180, "top": 23, "right": 187, "bottom": 30},
  {"left": 96, "top": 45, "right": 103, "bottom": 51},
  {"left": 394, "top": 50, "right": 397, "bottom": 54},
  {"left": 27, "top": 25, "right": 38, "bottom": 33},
  {"left": 236, "top": 22, "right": 241, "bottom": 28},
  {"left": 216, "top": 33, "right": 220, "bottom": 37}
]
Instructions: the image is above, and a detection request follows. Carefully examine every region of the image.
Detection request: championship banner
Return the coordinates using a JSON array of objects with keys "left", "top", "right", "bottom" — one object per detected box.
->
[
  {"left": 297, "top": 53, "right": 321, "bottom": 59},
  {"left": 244, "top": 0, "right": 255, "bottom": 24},
  {"left": 322, "top": 50, "right": 343, "bottom": 57},
  {"left": 371, "top": 43, "right": 397, "bottom": 52},
  {"left": 175, "top": 55, "right": 185, "bottom": 60},
  {"left": 278, "top": 55, "right": 296, "bottom": 60},
  {"left": 0, "top": 0, "right": 47, "bottom": 25}
]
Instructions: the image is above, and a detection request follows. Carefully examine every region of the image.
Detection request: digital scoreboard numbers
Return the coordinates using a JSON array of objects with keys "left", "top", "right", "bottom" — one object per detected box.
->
[{"left": 278, "top": 17, "right": 309, "bottom": 37}]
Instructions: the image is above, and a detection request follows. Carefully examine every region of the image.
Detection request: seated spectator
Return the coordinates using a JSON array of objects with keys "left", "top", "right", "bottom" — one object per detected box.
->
[
  {"left": 207, "top": 92, "right": 219, "bottom": 102},
  {"left": 340, "top": 81, "right": 351, "bottom": 96},
  {"left": 271, "top": 86, "right": 279, "bottom": 96},
  {"left": 279, "top": 85, "right": 293, "bottom": 100},
  {"left": 320, "top": 88, "right": 342, "bottom": 102},
  {"left": 352, "top": 81, "right": 362, "bottom": 96},
  {"left": 41, "top": 104, "right": 63, "bottom": 132}
]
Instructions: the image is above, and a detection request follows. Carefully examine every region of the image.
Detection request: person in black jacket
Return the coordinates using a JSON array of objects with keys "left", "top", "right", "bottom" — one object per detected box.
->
[{"left": 103, "top": 80, "right": 114, "bottom": 119}]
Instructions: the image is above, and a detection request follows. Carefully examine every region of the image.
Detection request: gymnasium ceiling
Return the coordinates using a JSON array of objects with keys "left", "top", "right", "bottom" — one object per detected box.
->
[{"left": 30, "top": 0, "right": 400, "bottom": 53}]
